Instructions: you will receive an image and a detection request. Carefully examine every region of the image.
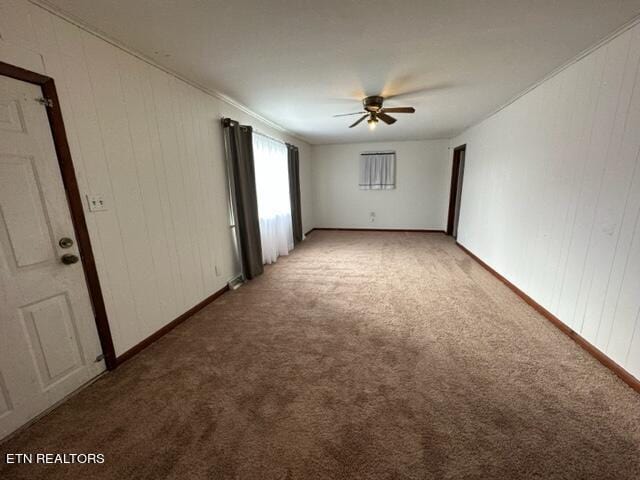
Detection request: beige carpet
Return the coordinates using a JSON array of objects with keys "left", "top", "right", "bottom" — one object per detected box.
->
[{"left": 1, "top": 231, "right": 640, "bottom": 479}]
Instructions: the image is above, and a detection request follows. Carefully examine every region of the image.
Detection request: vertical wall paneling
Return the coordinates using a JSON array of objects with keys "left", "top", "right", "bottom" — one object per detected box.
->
[
  {"left": 1, "top": 0, "right": 313, "bottom": 355},
  {"left": 83, "top": 33, "right": 160, "bottom": 350},
  {"left": 116, "top": 50, "right": 173, "bottom": 335},
  {"left": 578, "top": 31, "right": 640, "bottom": 342},
  {"left": 453, "top": 22, "right": 640, "bottom": 379}
]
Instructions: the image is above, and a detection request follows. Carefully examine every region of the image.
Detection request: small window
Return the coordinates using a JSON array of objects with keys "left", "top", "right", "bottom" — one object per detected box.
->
[{"left": 359, "top": 151, "right": 396, "bottom": 190}]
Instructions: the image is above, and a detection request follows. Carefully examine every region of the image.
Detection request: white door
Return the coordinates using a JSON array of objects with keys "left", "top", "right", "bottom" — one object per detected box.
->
[{"left": 0, "top": 74, "right": 105, "bottom": 440}]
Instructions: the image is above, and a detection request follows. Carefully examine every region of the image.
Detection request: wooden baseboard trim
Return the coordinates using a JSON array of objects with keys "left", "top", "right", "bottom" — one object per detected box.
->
[
  {"left": 456, "top": 242, "right": 640, "bottom": 394},
  {"left": 304, "top": 228, "right": 315, "bottom": 236},
  {"left": 312, "top": 227, "right": 446, "bottom": 233},
  {"left": 116, "top": 284, "right": 229, "bottom": 366}
]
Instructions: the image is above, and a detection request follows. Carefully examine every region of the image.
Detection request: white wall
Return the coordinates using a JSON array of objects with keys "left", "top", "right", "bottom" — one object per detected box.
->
[
  {"left": 453, "top": 21, "right": 640, "bottom": 379},
  {"left": 311, "top": 140, "right": 450, "bottom": 230},
  {"left": 0, "top": 0, "right": 313, "bottom": 356}
]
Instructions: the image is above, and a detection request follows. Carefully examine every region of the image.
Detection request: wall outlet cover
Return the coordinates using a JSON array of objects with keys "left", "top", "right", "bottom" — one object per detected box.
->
[{"left": 86, "top": 194, "right": 107, "bottom": 212}]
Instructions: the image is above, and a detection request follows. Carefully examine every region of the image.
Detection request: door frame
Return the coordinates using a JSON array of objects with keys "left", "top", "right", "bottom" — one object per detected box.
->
[
  {"left": 446, "top": 144, "right": 466, "bottom": 236},
  {"left": 0, "top": 61, "right": 116, "bottom": 370}
]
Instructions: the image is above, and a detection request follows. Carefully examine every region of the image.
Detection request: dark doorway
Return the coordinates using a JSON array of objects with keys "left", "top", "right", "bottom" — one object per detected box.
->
[{"left": 446, "top": 144, "right": 466, "bottom": 238}]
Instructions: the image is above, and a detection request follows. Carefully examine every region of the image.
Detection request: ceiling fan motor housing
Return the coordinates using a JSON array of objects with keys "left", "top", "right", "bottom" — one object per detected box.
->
[{"left": 363, "top": 96, "right": 384, "bottom": 112}]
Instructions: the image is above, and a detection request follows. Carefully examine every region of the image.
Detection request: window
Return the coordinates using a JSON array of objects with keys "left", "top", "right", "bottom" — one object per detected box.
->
[
  {"left": 359, "top": 151, "right": 396, "bottom": 190},
  {"left": 252, "top": 133, "right": 293, "bottom": 264}
]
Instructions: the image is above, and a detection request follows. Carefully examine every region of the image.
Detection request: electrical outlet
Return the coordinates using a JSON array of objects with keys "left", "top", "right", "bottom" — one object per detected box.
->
[
  {"left": 86, "top": 194, "right": 107, "bottom": 212},
  {"left": 370, "top": 211, "right": 376, "bottom": 223}
]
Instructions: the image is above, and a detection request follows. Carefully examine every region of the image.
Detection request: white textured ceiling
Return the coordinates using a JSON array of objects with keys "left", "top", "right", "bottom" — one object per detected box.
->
[{"left": 42, "top": 0, "right": 640, "bottom": 144}]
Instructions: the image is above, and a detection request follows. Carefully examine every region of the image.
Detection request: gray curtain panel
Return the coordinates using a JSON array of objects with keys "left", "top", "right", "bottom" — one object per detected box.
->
[
  {"left": 222, "top": 118, "right": 263, "bottom": 280},
  {"left": 287, "top": 144, "right": 303, "bottom": 244}
]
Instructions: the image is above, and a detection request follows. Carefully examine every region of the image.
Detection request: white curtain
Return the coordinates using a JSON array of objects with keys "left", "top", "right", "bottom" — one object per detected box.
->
[
  {"left": 253, "top": 133, "right": 294, "bottom": 264},
  {"left": 359, "top": 152, "right": 396, "bottom": 190}
]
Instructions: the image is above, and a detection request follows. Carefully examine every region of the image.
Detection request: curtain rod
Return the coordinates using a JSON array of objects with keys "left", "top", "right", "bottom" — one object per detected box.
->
[
  {"left": 360, "top": 151, "right": 395, "bottom": 155},
  {"left": 224, "top": 119, "right": 298, "bottom": 149},
  {"left": 253, "top": 130, "right": 287, "bottom": 146},
  {"left": 254, "top": 130, "right": 299, "bottom": 150}
]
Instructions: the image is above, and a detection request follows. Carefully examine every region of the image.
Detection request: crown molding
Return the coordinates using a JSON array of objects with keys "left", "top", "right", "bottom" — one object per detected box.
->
[
  {"left": 29, "top": 1, "right": 640, "bottom": 146},
  {"left": 454, "top": 13, "right": 640, "bottom": 139},
  {"left": 28, "top": 0, "right": 310, "bottom": 145}
]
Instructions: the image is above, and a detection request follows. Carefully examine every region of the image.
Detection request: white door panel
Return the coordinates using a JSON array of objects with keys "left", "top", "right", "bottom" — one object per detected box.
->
[{"left": 0, "top": 74, "right": 105, "bottom": 440}]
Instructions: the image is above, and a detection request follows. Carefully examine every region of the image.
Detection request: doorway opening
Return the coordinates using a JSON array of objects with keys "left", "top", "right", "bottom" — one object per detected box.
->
[
  {"left": 0, "top": 61, "right": 115, "bottom": 369},
  {"left": 0, "top": 61, "right": 116, "bottom": 440},
  {"left": 446, "top": 144, "right": 466, "bottom": 238}
]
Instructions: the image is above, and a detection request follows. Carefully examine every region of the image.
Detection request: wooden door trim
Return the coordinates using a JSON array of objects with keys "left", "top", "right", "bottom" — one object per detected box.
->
[
  {"left": 0, "top": 61, "right": 116, "bottom": 370},
  {"left": 446, "top": 144, "right": 466, "bottom": 236}
]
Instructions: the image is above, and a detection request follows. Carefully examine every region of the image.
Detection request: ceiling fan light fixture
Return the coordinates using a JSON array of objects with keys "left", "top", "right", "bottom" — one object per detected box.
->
[
  {"left": 363, "top": 96, "right": 384, "bottom": 112},
  {"left": 337, "top": 95, "right": 415, "bottom": 129}
]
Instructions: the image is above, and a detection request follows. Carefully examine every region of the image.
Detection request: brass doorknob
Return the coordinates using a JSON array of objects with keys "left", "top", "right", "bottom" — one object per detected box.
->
[{"left": 61, "top": 254, "right": 79, "bottom": 265}]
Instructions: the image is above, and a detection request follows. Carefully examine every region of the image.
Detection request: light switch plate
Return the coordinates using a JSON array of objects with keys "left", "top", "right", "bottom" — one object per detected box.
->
[{"left": 86, "top": 194, "right": 107, "bottom": 212}]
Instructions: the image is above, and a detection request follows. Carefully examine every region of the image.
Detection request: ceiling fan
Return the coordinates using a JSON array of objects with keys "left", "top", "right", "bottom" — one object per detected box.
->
[{"left": 334, "top": 96, "right": 416, "bottom": 130}]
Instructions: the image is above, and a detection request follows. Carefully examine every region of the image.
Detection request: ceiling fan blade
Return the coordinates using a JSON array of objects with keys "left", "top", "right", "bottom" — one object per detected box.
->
[
  {"left": 377, "top": 112, "right": 397, "bottom": 125},
  {"left": 349, "top": 115, "right": 369, "bottom": 128},
  {"left": 381, "top": 107, "right": 415, "bottom": 114},
  {"left": 384, "top": 83, "right": 451, "bottom": 101},
  {"left": 333, "top": 111, "right": 366, "bottom": 117}
]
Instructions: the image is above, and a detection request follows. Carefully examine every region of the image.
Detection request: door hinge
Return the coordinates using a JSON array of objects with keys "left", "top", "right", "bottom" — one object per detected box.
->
[
  {"left": 36, "top": 97, "right": 54, "bottom": 108},
  {"left": 95, "top": 354, "right": 105, "bottom": 363}
]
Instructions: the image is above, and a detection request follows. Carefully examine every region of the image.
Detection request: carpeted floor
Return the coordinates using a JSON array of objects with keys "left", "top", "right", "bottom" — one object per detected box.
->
[{"left": 1, "top": 231, "right": 640, "bottom": 479}]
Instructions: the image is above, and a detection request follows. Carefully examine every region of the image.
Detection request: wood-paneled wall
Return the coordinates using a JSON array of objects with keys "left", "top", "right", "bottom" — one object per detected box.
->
[
  {"left": 453, "top": 20, "right": 640, "bottom": 379},
  {"left": 0, "top": 0, "right": 313, "bottom": 355}
]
